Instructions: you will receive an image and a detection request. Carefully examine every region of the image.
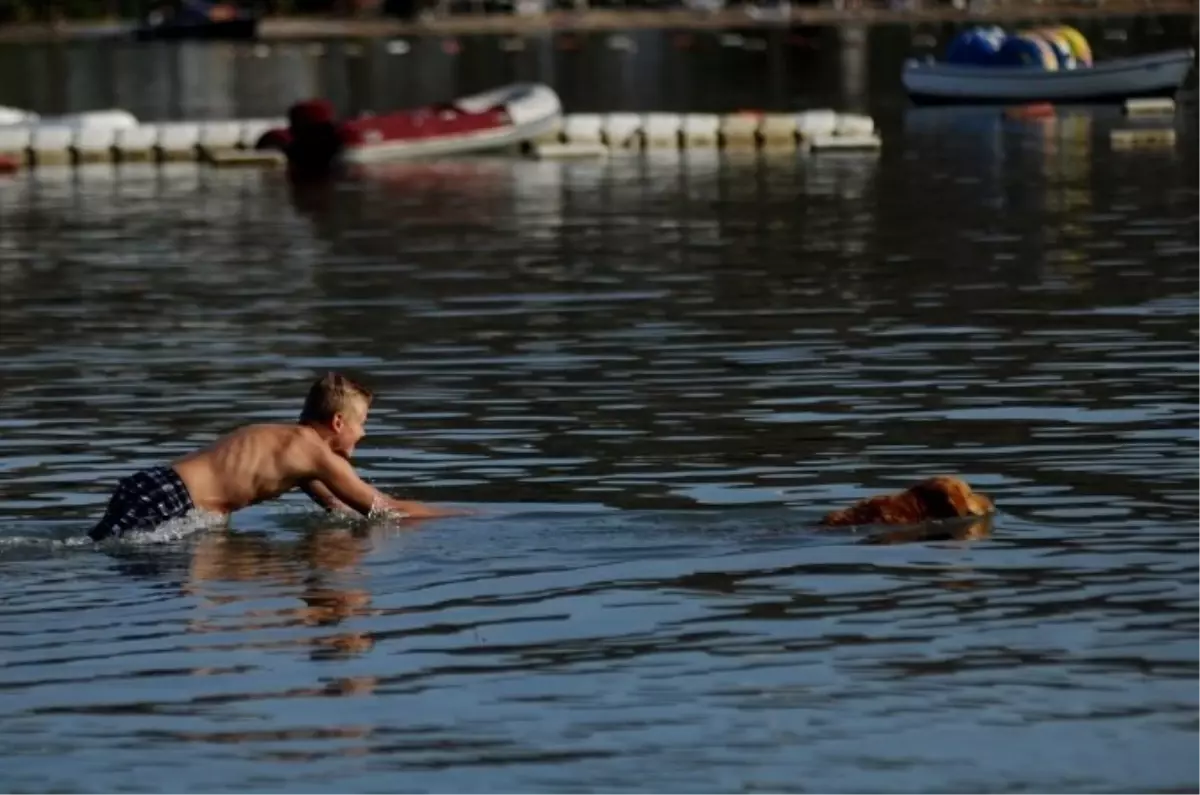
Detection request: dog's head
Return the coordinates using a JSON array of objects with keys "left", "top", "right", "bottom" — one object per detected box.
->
[{"left": 910, "top": 476, "right": 994, "bottom": 520}]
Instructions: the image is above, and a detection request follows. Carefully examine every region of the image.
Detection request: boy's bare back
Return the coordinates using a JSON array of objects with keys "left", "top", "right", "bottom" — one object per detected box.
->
[
  {"left": 173, "top": 424, "right": 337, "bottom": 515},
  {"left": 89, "top": 373, "right": 457, "bottom": 541}
]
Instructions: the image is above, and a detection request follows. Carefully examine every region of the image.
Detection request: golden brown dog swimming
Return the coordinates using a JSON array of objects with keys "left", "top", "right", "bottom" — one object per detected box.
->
[{"left": 819, "top": 476, "right": 994, "bottom": 528}]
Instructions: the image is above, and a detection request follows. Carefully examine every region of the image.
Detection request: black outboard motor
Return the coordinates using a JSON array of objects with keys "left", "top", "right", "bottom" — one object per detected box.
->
[
  {"left": 254, "top": 99, "right": 345, "bottom": 180},
  {"left": 282, "top": 99, "right": 343, "bottom": 180}
]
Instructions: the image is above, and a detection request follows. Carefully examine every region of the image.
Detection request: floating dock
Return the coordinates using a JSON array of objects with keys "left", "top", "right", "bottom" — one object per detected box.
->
[
  {"left": 1111, "top": 97, "right": 1180, "bottom": 150},
  {"left": 533, "top": 110, "right": 881, "bottom": 155},
  {"left": 1123, "top": 97, "right": 1177, "bottom": 117},
  {"left": 1110, "top": 127, "right": 1178, "bottom": 150},
  {"left": 0, "top": 109, "right": 882, "bottom": 172},
  {"left": 0, "top": 115, "right": 287, "bottom": 170}
]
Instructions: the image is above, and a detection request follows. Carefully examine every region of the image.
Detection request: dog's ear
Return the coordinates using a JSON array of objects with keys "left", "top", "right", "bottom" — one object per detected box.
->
[{"left": 911, "top": 478, "right": 971, "bottom": 519}]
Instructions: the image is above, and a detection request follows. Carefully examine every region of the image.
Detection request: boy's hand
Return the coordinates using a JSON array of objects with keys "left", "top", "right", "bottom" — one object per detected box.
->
[{"left": 386, "top": 498, "right": 472, "bottom": 519}]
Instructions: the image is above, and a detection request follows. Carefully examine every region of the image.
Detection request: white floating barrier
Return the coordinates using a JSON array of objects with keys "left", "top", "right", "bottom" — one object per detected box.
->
[
  {"left": 719, "top": 113, "right": 759, "bottom": 147},
  {"left": 602, "top": 113, "right": 642, "bottom": 148},
  {"left": 759, "top": 113, "right": 798, "bottom": 147},
  {"left": 198, "top": 120, "right": 243, "bottom": 153},
  {"left": 805, "top": 132, "right": 883, "bottom": 152},
  {"left": 156, "top": 122, "right": 201, "bottom": 159},
  {"left": 642, "top": 113, "right": 681, "bottom": 148},
  {"left": 205, "top": 149, "right": 288, "bottom": 168},
  {"left": 114, "top": 124, "right": 159, "bottom": 161},
  {"left": 796, "top": 109, "right": 838, "bottom": 140},
  {"left": 238, "top": 118, "right": 286, "bottom": 149},
  {"left": 0, "top": 125, "right": 31, "bottom": 160},
  {"left": 1110, "top": 128, "right": 1176, "bottom": 148},
  {"left": 72, "top": 126, "right": 117, "bottom": 163},
  {"left": 681, "top": 113, "right": 720, "bottom": 148},
  {"left": 30, "top": 126, "right": 74, "bottom": 165},
  {"left": 562, "top": 113, "right": 603, "bottom": 145},
  {"left": 47, "top": 109, "right": 138, "bottom": 131},
  {"left": 5, "top": 108, "right": 883, "bottom": 168},
  {"left": 0, "top": 105, "right": 37, "bottom": 126},
  {"left": 526, "top": 142, "right": 608, "bottom": 160},
  {"left": 834, "top": 113, "right": 875, "bottom": 137},
  {"left": 1124, "top": 97, "right": 1176, "bottom": 116}
]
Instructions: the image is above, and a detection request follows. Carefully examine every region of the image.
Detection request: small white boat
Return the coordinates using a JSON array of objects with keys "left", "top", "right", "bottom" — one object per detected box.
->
[{"left": 903, "top": 48, "right": 1196, "bottom": 105}]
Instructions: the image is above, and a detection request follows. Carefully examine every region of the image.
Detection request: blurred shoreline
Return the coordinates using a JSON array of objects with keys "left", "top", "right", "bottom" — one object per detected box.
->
[{"left": 0, "top": 1, "right": 1195, "bottom": 43}]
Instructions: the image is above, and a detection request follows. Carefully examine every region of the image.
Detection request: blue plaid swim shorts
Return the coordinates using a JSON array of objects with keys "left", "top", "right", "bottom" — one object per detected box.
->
[{"left": 89, "top": 466, "right": 195, "bottom": 541}]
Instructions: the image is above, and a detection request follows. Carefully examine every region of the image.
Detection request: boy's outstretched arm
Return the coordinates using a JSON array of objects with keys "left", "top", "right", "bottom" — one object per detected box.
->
[
  {"left": 312, "top": 447, "right": 464, "bottom": 519},
  {"left": 386, "top": 499, "right": 464, "bottom": 519},
  {"left": 300, "top": 479, "right": 353, "bottom": 513}
]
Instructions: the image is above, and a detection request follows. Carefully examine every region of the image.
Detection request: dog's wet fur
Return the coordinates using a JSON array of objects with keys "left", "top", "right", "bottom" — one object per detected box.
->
[
  {"left": 819, "top": 476, "right": 995, "bottom": 529},
  {"left": 858, "top": 515, "right": 993, "bottom": 546}
]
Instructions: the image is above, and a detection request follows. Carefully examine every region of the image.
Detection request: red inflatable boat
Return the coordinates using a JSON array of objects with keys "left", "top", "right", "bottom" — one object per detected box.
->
[{"left": 258, "top": 84, "right": 562, "bottom": 175}]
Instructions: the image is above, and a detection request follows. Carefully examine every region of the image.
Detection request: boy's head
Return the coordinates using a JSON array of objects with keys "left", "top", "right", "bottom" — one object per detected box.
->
[{"left": 300, "top": 372, "right": 374, "bottom": 458}]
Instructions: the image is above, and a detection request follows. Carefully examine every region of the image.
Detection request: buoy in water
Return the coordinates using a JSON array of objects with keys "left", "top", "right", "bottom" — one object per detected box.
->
[
  {"left": 945, "top": 25, "right": 1006, "bottom": 65},
  {"left": 1124, "top": 97, "right": 1176, "bottom": 116},
  {"left": 996, "top": 33, "right": 1060, "bottom": 70},
  {"left": 1048, "top": 24, "right": 1093, "bottom": 65},
  {"left": 1111, "top": 128, "right": 1177, "bottom": 149},
  {"left": 1024, "top": 28, "right": 1078, "bottom": 69},
  {"left": 1005, "top": 102, "right": 1056, "bottom": 120}
]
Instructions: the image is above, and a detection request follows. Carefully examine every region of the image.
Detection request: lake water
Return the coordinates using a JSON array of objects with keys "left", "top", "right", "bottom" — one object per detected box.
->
[{"left": 1, "top": 19, "right": 1198, "bottom": 794}]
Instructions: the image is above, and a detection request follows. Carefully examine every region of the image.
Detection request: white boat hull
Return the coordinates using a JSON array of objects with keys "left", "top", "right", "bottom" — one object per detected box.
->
[{"left": 903, "top": 48, "right": 1196, "bottom": 105}]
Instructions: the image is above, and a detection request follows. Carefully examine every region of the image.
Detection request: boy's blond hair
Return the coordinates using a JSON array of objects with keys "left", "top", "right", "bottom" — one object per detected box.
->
[{"left": 300, "top": 372, "right": 374, "bottom": 424}]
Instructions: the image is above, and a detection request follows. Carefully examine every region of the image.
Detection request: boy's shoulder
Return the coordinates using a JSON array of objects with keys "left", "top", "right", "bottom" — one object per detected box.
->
[
  {"left": 220, "top": 422, "right": 317, "bottom": 449},
  {"left": 221, "top": 422, "right": 301, "bottom": 439},
  {"left": 223, "top": 423, "right": 334, "bottom": 469}
]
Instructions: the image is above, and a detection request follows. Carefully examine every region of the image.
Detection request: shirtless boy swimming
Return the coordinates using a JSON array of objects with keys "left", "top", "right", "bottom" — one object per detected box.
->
[{"left": 89, "top": 372, "right": 458, "bottom": 541}]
